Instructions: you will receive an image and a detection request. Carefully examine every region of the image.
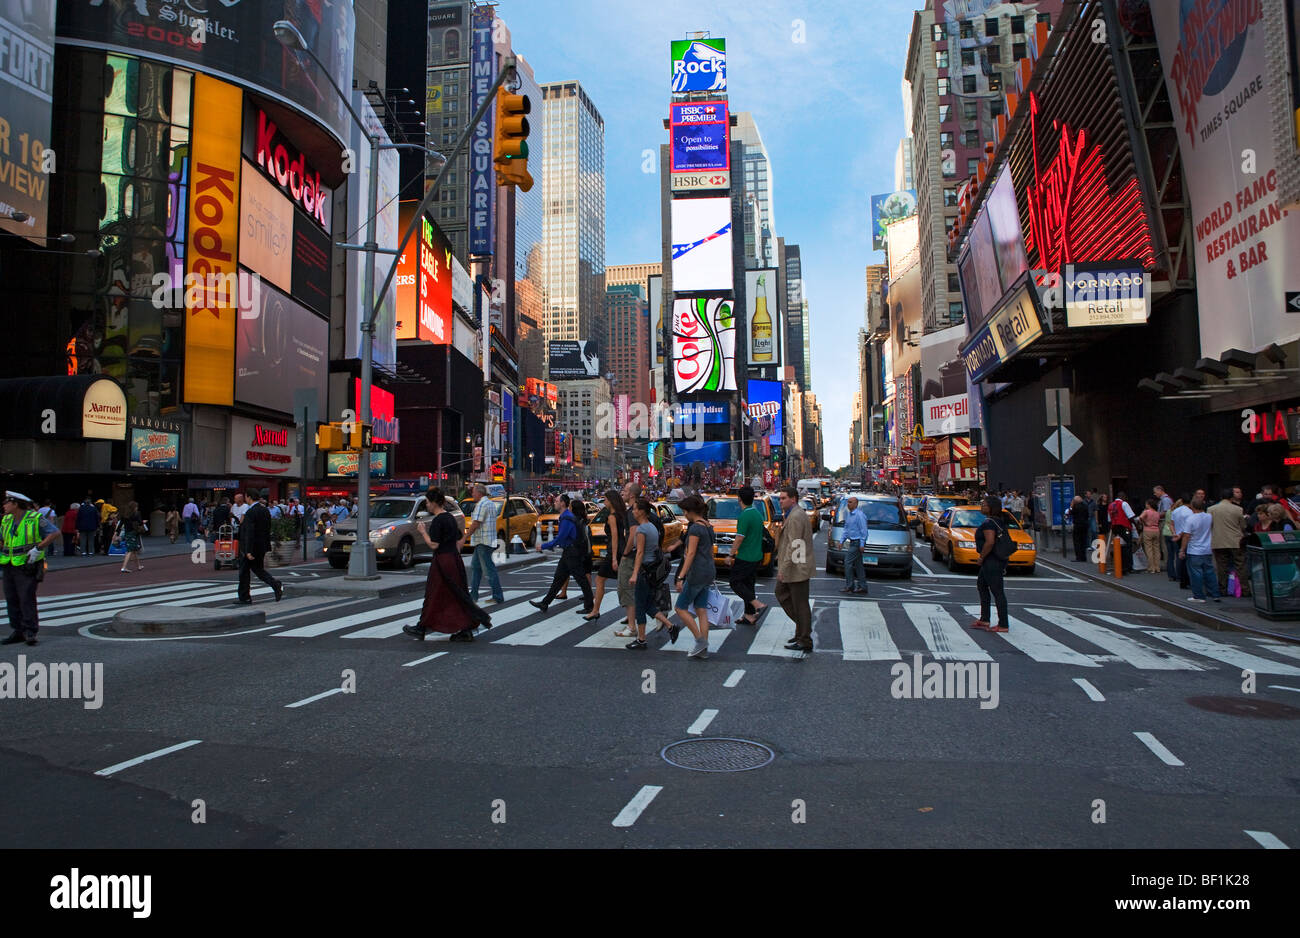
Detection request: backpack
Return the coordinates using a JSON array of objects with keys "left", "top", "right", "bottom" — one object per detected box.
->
[{"left": 989, "top": 519, "right": 1016, "bottom": 561}]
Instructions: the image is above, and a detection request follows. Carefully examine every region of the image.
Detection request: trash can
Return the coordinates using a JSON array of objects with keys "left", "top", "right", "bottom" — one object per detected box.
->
[{"left": 1247, "top": 531, "right": 1300, "bottom": 620}]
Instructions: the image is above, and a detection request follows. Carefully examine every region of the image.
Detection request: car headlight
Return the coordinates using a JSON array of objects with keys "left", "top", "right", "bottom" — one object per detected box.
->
[
  {"left": 371, "top": 525, "right": 396, "bottom": 539},
  {"left": 888, "top": 544, "right": 912, "bottom": 553},
  {"left": 956, "top": 539, "right": 975, "bottom": 548},
  {"left": 1023, "top": 543, "right": 1035, "bottom": 552},
  {"left": 829, "top": 539, "right": 842, "bottom": 550}
]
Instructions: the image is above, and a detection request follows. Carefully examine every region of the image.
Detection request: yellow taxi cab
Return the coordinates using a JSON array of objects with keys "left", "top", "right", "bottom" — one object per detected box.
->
[
  {"left": 929, "top": 506, "right": 1036, "bottom": 574},
  {"left": 903, "top": 494, "right": 924, "bottom": 531},
  {"left": 458, "top": 495, "right": 540, "bottom": 552},
  {"left": 537, "top": 499, "right": 597, "bottom": 543},
  {"left": 587, "top": 501, "right": 684, "bottom": 561},
  {"left": 919, "top": 495, "right": 976, "bottom": 542},
  {"left": 707, "top": 495, "right": 777, "bottom": 575}
]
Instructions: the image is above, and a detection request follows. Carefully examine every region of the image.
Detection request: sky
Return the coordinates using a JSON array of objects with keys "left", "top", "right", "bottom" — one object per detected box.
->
[{"left": 493, "top": 0, "right": 919, "bottom": 469}]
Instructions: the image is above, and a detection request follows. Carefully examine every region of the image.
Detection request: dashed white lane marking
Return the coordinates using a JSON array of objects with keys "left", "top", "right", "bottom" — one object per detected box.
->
[
  {"left": 403, "top": 652, "right": 449, "bottom": 668},
  {"left": 1073, "top": 678, "right": 1105, "bottom": 701},
  {"left": 1268, "top": 685, "right": 1300, "bottom": 694},
  {"left": 95, "top": 740, "right": 202, "bottom": 777},
  {"left": 687, "top": 709, "right": 718, "bottom": 735},
  {"left": 723, "top": 669, "right": 745, "bottom": 688},
  {"left": 612, "top": 785, "right": 663, "bottom": 828},
  {"left": 1243, "top": 830, "right": 1289, "bottom": 849},
  {"left": 1133, "top": 731, "right": 1184, "bottom": 767},
  {"left": 285, "top": 688, "right": 345, "bottom": 709}
]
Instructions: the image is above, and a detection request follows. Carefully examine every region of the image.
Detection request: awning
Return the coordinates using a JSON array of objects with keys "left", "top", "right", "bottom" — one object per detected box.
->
[{"left": 0, "top": 375, "right": 127, "bottom": 442}]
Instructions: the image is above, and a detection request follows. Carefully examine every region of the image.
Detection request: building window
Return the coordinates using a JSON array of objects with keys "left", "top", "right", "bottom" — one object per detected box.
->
[
  {"left": 943, "top": 187, "right": 957, "bottom": 207},
  {"left": 938, "top": 103, "right": 950, "bottom": 122},
  {"left": 935, "top": 50, "right": 949, "bottom": 69},
  {"left": 960, "top": 20, "right": 974, "bottom": 39},
  {"left": 962, "top": 75, "right": 977, "bottom": 94},
  {"left": 940, "top": 131, "right": 954, "bottom": 148},
  {"left": 989, "top": 73, "right": 1002, "bottom": 92},
  {"left": 1037, "top": 12, "right": 1051, "bottom": 26},
  {"left": 443, "top": 29, "right": 461, "bottom": 59},
  {"left": 1010, "top": 15, "right": 1025, "bottom": 34},
  {"left": 985, "top": 17, "right": 999, "bottom": 36},
  {"left": 990, "top": 98, "right": 1004, "bottom": 118},
  {"left": 1013, "top": 42, "right": 1027, "bottom": 60},
  {"left": 987, "top": 45, "right": 1001, "bottom": 64},
  {"left": 964, "top": 129, "right": 980, "bottom": 147},
  {"left": 948, "top": 302, "right": 964, "bottom": 321},
  {"left": 963, "top": 101, "right": 978, "bottom": 121},
  {"left": 961, "top": 48, "right": 975, "bottom": 67},
  {"left": 967, "top": 158, "right": 979, "bottom": 176},
  {"left": 937, "top": 77, "right": 949, "bottom": 97},
  {"left": 948, "top": 273, "right": 961, "bottom": 293},
  {"left": 931, "top": 23, "right": 946, "bottom": 42}
]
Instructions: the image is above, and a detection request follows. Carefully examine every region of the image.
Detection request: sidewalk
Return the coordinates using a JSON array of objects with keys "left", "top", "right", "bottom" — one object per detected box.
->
[
  {"left": 1032, "top": 529, "right": 1300, "bottom": 644},
  {"left": 43, "top": 536, "right": 199, "bottom": 571}
]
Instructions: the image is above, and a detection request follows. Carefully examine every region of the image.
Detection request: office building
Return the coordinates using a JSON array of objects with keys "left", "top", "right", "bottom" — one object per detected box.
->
[{"left": 734, "top": 112, "right": 778, "bottom": 269}]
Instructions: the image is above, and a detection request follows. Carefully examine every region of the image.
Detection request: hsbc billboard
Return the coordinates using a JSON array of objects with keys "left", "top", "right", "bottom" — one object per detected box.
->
[{"left": 671, "top": 171, "right": 731, "bottom": 192}]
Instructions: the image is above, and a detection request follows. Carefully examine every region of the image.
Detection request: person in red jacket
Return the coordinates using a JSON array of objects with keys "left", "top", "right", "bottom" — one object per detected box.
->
[
  {"left": 1108, "top": 492, "right": 1136, "bottom": 574},
  {"left": 61, "top": 504, "right": 80, "bottom": 557}
]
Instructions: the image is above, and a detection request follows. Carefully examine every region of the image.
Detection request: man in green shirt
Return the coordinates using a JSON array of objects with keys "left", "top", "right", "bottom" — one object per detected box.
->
[{"left": 730, "top": 486, "right": 768, "bottom": 625}]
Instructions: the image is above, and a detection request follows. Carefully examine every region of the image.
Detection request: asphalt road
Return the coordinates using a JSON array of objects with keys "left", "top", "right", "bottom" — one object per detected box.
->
[{"left": 2, "top": 529, "right": 1298, "bottom": 849}]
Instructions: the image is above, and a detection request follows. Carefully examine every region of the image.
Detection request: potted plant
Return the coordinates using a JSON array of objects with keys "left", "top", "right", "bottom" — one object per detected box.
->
[{"left": 268, "top": 517, "right": 300, "bottom": 566}]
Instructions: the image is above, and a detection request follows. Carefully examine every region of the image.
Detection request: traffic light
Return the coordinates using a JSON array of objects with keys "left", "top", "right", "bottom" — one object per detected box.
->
[
  {"left": 494, "top": 92, "right": 533, "bottom": 192},
  {"left": 316, "top": 423, "right": 345, "bottom": 452}
]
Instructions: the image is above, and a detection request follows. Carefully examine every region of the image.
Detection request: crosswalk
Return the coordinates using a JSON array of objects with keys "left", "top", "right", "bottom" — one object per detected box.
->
[{"left": 11, "top": 579, "right": 1300, "bottom": 676}]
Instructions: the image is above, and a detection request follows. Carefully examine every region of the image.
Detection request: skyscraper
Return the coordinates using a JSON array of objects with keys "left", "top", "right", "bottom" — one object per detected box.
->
[
  {"left": 783, "top": 243, "right": 805, "bottom": 388},
  {"left": 540, "top": 80, "right": 606, "bottom": 360},
  {"left": 734, "top": 112, "right": 777, "bottom": 269},
  {"left": 605, "top": 283, "right": 653, "bottom": 410}
]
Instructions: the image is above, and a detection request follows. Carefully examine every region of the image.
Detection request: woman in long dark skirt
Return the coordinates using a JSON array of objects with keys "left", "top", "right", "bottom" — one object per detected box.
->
[{"left": 404, "top": 488, "right": 491, "bottom": 642}]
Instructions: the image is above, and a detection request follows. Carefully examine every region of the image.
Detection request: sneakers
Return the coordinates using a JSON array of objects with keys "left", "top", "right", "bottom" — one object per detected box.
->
[
  {"left": 969, "top": 620, "right": 992, "bottom": 631},
  {"left": 668, "top": 624, "right": 681, "bottom": 644},
  {"left": 988, "top": 624, "right": 1009, "bottom": 633},
  {"left": 688, "top": 639, "right": 709, "bottom": 659},
  {"left": 625, "top": 639, "right": 647, "bottom": 650},
  {"left": 783, "top": 638, "right": 803, "bottom": 650},
  {"left": 1187, "top": 597, "right": 1206, "bottom": 604}
]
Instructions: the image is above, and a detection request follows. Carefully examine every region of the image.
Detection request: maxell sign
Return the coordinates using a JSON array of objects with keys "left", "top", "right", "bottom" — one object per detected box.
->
[{"left": 922, "top": 393, "right": 970, "bottom": 437}]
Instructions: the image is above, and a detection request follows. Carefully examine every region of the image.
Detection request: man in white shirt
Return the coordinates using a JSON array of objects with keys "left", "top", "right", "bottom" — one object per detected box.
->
[
  {"left": 1169, "top": 494, "right": 1193, "bottom": 589},
  {"left": 230, "top": 492, "right": 250, "bottom": 525},
  {"left": 1179, "top": 496, "right": 1219, "bottom": 603}
]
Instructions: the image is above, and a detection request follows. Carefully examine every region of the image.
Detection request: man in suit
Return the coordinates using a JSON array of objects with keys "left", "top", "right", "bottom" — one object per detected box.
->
[
  {"left": 237, "top": 490, "right": 283, "bottom": 605},
  {"left": 775, "top": 485, "right": 815, "bottom": 657}
]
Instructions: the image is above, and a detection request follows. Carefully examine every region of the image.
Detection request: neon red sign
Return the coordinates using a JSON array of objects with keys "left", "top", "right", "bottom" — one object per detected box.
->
[{"left": 1025, "top": 92, "right": 1156, "bottom": 271}]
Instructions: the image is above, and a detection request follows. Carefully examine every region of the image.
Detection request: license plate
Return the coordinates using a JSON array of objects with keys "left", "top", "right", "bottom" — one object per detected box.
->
[
  {"left": 863, "top": 556, "right": 878, "bottom": 565},
  {"left": 341, "top": 544, "right": 352, "bottom": 553},
  {"left": 717, "top": 545, "right": 730, "bottom": 555}
]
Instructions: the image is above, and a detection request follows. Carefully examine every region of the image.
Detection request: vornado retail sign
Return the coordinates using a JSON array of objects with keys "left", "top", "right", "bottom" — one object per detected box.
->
[
  {"left": 1061, "top": 266, "right": 1150, "bottom": 328},
  {"left": 228, "top": 415, "right": 298, "bottom": 476}
]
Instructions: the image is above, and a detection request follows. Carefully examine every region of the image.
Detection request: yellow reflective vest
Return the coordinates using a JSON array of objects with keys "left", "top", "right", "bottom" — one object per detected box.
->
[{"left": 0, "top": 510, "right": 44, "bottom": 566}]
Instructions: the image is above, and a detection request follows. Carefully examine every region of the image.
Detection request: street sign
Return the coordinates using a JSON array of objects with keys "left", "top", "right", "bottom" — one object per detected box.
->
[
  {"left": 1042, "top": 427, "right": 1082, "bottom": 463},
  {"left": 1045, "top": 388, "right": 1070, "bottom": 426}
]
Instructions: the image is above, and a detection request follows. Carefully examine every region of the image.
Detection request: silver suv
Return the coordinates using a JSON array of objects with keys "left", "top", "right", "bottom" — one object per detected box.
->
[
  {"left": 324, "top": 496, "right": 465, "bottom": 569},
  {"left": 825, "top": 492, "right": 914, "bottom": 579}
]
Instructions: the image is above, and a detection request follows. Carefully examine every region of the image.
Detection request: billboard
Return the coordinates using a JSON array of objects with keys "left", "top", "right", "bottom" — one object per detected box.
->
[
  {"left": 670, "top": 101, "right": 730, "bottom": 173},
  {"left": 525, "top": 377, "right": 557, "bottom": 428},
  {"left": 870, "top": 190, "right": 917, "bottom": 253},
  {"left": 549, "top": 340, "right": 600, "bottom": 379},
  {"left": 674, "top": 402, "right": 729, "bottom": 425},
  {"left": 672, "top": 297, "right": 737, "bottom": 393},
  {"left": 235, "top": 279, "right": 328, "bottom": 419},
  {"left": 671, "top": 38, "right": 726, "bottom": 93},
  {"left": 469, "top": 6, "right": 496, "bottom": 254},
  {"left": 671, "top": 197, "right": 733, "bottom": 292},
  {"left": 648, "top": 274, "right": 664, "bottom": 364},
  {"left": 238, "top": 160, "right": 293, "bottom": 293},
  {"left": 184, "top": 74, "right": 242, "bottom": 407},
  {"left": 290, "top": 206, "right": 331, "bottom": 316},
  {"left": 56, "top": 0, "right": 356, "bottom": 144},
  {"left": 355, "top": 379, "right": 399, "bottom": 445},
  {"left": 957, "top": 165, "right": 1028, "bottom": 329},
  {"left": 920, "top": 325, "right": 969, "bottom": 437},
  {"left": 130, "top": 429, "right": 180, "bottom": 471},
  {"left": 1151, "top": 3, "right": 1300, "bottom": 356},
  {"left": 0, "top": 0, "right": 54, "bottom": 242},
  {"left": 886, "top": 215, "right": 920, "bottom": 281},
  {"left": 229, "top": 415, "right": 299, "bottom": 477},
  {"left": 419, "top": 216, "right": 454, "bottom": 344},
  {"left": 345, "top": 90, "right": 399, "bottom": 369},
  {"left": 744, "top": 269, "right": 781, "bottom": 367},
  {"left": 746, "top": 379, "right": 784, "bottom": 446},
  {"left": 394, "top": 202, "right": 420, "bottom": 339},
  {"left": 328, "top": 451, "right": 390, "bottom": 478}
]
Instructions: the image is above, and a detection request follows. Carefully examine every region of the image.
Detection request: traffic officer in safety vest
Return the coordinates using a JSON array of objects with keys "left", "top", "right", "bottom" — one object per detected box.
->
[{"left": 2, "top": 491, "right": 58, "bottom": 646}]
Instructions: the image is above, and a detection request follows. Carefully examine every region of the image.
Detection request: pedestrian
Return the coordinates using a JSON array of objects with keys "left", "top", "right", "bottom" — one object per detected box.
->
[
  {"left": 117, "top": 500, "right": 145, "bottom": 573},
  {"left": 672, "top": 494, "right": 716, "bottom": 659},
  {"left": 182, "top": 497, "right": 199, "bottom": 541},
  {"left": 403, "top": 488, "right": 489, "bottom": 642},
  {"left": 1209, "top": 488, "right": 1249, "bottom": 596},
  {"left": 1095, "top": 492, "right": 1111, "bottom": 547},
  {"left": 165, "top": 504, "right": 180, "bottom": 543},
  {"left": 1161, "top": 495, "right": 1180, "bottom": 581},
  {"left": 236, "top": 490, "right": 283, "bottom": 605},
  {"left": 62, "top": 503, "right": 80, "bottom": 557},
  {"left": 97, "top": 498, "right": 117, "bottom": 555},
  {"left": 1069, "top": 494, "right": 1091, "bottom": 561},
  {"left": 1084, "top": 488, "right": 1098, "bottom": 542},
  {"left": 1169, "top": 494, "right": 1193, "bottom": 588},
  {"left": 614, "top": 482, "right": 643, "bottom": 637},
  {"left": 1180, "top": 496, "right": 1219, "bottom": 603},
  {"left": 624, "top": 497, "right": 673, "bottom": 650},
  {"left": 1138, "top": 498, "right": 1163, "bottom": 574},
  {"left": 586, "top": 489, "right": 627, "bottom": 621},
  {"left": 530, "top": 495, "right": 594, "bottom": 613},
  {"left": 1, "top": 491, "right": 58, "bottom": 646},
  {"left": 551, "top": 494, "right": 571, "bottom": 600},
  {"left": 76, "top": 499, "right": 99, "bottom": 558},
  {"left": 775, "top": 485, "right": 816, "bottom": 656},
  {"left": 970, "top": 495, "right": 1011, "bottom": 632},
  {"left": 1267, "top": 502, "right": 1294, "bottom": 532},
  {"left": 730, "top": 485, "right": 767, "bottom": 625},
  {"left": 839, "top": 495, "right": 870, "bottom": 595},
  {"left": 231, "top": 491, "right": 250, "bottom": 525},
  {"left": 465, "top": 483, "right": 505, "bottom": 606}
]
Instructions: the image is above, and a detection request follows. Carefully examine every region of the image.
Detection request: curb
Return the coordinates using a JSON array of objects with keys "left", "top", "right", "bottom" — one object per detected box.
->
[
  {"left": 108, "top": 605, "right": 266, "bottom": 636},
  {"left": 1038, "top": 556, "right": 1300, "bottom": 645}
]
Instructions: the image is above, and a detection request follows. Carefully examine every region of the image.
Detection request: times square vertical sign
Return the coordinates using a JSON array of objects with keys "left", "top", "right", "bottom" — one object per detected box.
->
[{"left": 469, "top": 8, "right": 496, "bottom": 255}]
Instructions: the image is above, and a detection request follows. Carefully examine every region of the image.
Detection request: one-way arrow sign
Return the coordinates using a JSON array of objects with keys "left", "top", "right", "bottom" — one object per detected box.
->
[
  {"left": 1286, "top": 291, "right": 1300, "bottom": 314},
  {"left": 1043, "top": 426, "right": 1083, "bottom": 463}
]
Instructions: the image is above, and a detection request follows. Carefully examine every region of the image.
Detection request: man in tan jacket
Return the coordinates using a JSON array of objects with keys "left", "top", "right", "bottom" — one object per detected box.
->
[
  {"left": 775, "top": 485, "right": 815, "bottom": 656},
  {"left": 1208, "top": 488, "right": 1249, "bottom": 597}
]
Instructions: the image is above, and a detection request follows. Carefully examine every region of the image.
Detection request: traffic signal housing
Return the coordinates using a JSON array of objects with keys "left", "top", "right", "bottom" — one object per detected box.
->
[
  {"left": 315, "top": 422, "right": 372, "bottom": 452},
  {"left": 494, "top": 92, "right": 533, "bottom": 192}
]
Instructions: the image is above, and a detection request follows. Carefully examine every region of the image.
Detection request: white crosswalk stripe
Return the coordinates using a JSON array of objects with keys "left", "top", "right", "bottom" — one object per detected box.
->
[
  {"left": 32, "top": 583, "right": 247, "bottom": 627},
  {"left": 490, "top": 598, "right": 586, "bottom": 645},
  {"left": 902, "top": 603, "right": 992, "bottom": 661},
  {"left": 745, "top": 601, "right": 816, "bottom": 657},
  {"left": 837, "top": 601, "right": 900, "bottom": 661},
  {"left": 961, "top": 605, "right": 1100, "bottom": 667},
  {"left": 1140, "top": 630, "right": 1300, "bottom": 675},
  {"left": 1028, "top": 609, "right": 1206, "bottom": 670},
  {"left": 345, "top": 590, "right": 533, "bottom": 639}
]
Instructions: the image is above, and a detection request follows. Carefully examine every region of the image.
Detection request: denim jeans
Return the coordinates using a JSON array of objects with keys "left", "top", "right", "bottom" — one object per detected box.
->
[
  {"left": 977, "top": 557, "right": 1008, "bottom": 626},
  {"left": 469, "top": 543, "right": 503, "bottom": 601},
  {"left": 1165, "top": 536, "right": 1180, "bottom": 579},
  {"left": 1186, "top": 553, "right": 1219, "bottom": 599}
]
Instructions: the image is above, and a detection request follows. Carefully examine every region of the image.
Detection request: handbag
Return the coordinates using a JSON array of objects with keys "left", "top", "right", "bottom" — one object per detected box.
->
[{"left": 1227, "top": 571, "right": 1242, "bottom": 597}]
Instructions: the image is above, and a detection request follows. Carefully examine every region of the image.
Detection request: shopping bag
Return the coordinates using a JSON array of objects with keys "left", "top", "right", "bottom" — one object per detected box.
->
[
  {"left": 1227, "top": 571, "right": 1242, "bottom": 598},
  {"left": 704, "top": 586, "right": 735, "bottom": 627},
  {"left": 1132, "top": 544, "right": 1148, "bottom": 571}
]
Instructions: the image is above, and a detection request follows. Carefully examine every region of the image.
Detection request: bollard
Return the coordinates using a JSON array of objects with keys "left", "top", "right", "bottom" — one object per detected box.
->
[
  {"left": 511, "top": 534, "right": 526, "bottom": 555},
  {"left": 1097, "top": 537, "right": 1107, "bottom": 575},
  {"left": 1112, "top": 538, "right": 1123, "bottom": 579}
]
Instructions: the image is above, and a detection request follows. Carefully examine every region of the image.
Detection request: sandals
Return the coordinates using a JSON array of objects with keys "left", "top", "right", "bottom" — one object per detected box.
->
[{"left": 613, "top": 627, "right": 637, "bottom": 638}]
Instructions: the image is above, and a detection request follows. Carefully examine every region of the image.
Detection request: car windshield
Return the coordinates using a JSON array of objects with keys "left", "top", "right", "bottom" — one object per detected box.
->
[
  {"left": 929, "top": 498, "right": 961, "bottom": 513},
  {"left": 592, "top": 506, "right": 611, "bottom": 524},
  {"left": 952, "top": 510, "right": 988, "bottom": 528},
  {"left": 369, "top": 499, "right": 414, "bottom": 520},
  {"left": 904, "top": 496, "right": 922, "bottom": 507},
  {"left": 836, "top": 499, "right": 907, "bottom": 529},
  {"left": 662, "top": 503, "right": 684, "bottom": 516},
  {"left": 708, "top": 499, "right": 742, "bottom": 520}
]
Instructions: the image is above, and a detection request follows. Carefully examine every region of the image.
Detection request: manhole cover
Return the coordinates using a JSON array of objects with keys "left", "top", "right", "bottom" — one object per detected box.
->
[
  {"left": 661, "top": 737, "right": 775, "bottom": 772},
  {"left": 1186, "top": 696, "right": 1300, "bottom": 719}
]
